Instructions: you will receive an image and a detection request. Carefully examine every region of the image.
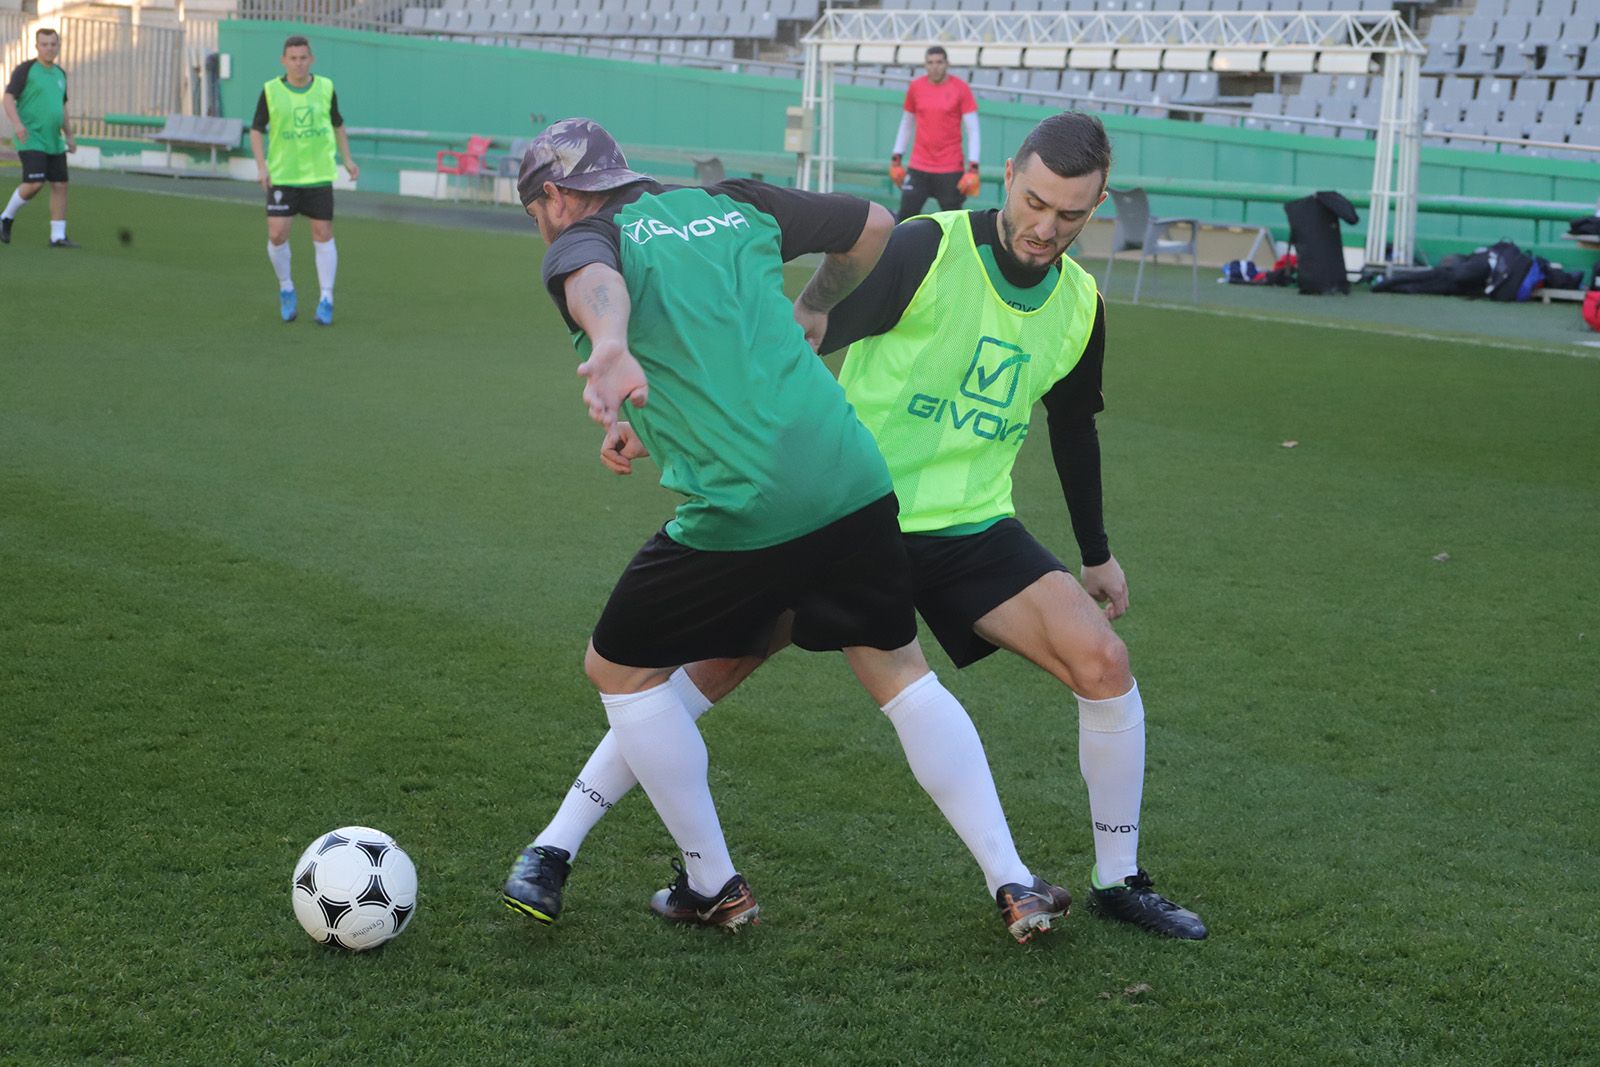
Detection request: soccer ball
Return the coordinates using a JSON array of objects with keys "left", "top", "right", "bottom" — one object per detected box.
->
[{"left": 291, "top": 826, "right": 418, "bottom": 950}]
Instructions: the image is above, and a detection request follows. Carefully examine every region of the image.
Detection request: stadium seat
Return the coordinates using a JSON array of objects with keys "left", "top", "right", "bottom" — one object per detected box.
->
[
  {"left": 1549, "top": 78, "right": 1589, "bottom": 107},
  {"left": 1421, "top": 42, "right": 1461, "bottom": 76},
  {"left": 401, "top": 7, "right": 425, "bottom": 30},
  {"left": 1180, "top": 71, "right": 1220, "bottom": 105},
  {"left": 1426, "top": 15, "right": 1461, "bottom": 44},
  {"left": 435, "top": 134, "right": 494, "bottom": 200},
  {"left": 1479, "top": 77, "right": 1514, "bottom": 106},
  {"left": 1499, "top": 99, "right": 1540, "bottom": 137},
  {"left": 1062, "top": 70, "right": 1093, "bottom": 101},
  {"left": 1089, "top": 70, "right": 1124, "bottom": 100},
  {"left": 1300, "top": 73, "right": 1333, "bottom": 97},
  {"left": 1103, "top": 186, "right": 1199, "bottom": 304}
]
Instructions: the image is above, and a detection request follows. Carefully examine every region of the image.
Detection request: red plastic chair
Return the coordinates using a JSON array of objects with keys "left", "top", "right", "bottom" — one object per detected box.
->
[{"left": 435, "top": 135, "right": 493, "bottom": 199}]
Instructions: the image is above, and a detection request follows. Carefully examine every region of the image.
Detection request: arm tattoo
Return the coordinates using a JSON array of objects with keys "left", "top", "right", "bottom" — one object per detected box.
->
[
  {"left": 798, "top": 259, "right": 859, "bottom": 314},
  {"left": 584, "top": 282, "right": 618, "bottom": 320}
]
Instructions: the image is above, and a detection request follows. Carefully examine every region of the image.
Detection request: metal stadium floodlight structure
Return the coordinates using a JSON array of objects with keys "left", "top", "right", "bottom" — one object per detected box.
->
[{"left": 798, "top": 9, "right": 1426, "bottom": 274}]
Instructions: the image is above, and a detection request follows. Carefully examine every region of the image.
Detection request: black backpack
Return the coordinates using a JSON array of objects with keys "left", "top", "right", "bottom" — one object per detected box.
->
[
  {"left": 1484, "top": 240, "right": 1537, "bottom": 302},
  {"left": 1284, "top": 191, "right": 1360, "bottom": 295}
]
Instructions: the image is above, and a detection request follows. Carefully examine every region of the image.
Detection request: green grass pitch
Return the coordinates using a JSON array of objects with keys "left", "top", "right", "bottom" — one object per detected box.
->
[{"left": 2, "top": 184, "right": 1597, "bottom": 1064}]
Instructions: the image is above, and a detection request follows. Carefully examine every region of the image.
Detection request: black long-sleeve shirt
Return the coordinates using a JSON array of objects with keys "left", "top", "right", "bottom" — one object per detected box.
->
[{"left": 819, "top": 209, "right": 1111, "bottom": 566}]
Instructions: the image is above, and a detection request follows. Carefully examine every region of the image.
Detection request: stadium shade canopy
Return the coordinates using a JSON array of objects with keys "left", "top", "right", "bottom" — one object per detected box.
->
[{"left": 798, "top": 9, "right": 1426, "bottom": 273}]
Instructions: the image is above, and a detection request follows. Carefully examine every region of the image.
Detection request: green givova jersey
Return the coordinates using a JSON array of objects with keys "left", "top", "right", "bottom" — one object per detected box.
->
[
  {"left": 5, "top": 59, "right": 68, "bottom": 155},
  {"left": 543, "top": 181, "right": 891, "bottom": 552}
]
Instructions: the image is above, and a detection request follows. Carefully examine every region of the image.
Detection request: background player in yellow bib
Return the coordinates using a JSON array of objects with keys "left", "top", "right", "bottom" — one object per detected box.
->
[
  {"left": 507, "top": 112, "right": 1208, "bottom": 941},
  {"left": 247, "top": 35, "right": 359, "bottom": 326}
]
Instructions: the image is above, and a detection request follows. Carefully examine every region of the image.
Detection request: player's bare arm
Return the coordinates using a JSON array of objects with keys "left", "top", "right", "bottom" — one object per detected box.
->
[
  {"left": 794, "top": 201, "right": 894, "bottom": 351},
  {"left": 566, "top": 263, "right": 646, "bottom": 427},
  {"left": 335, "top": 124, "right": 359, "bottom": 181},
  {"left": 248, "top": 127, "right": 270, "bottom": 191},
  {"left": 3, "top": 93, "right": 23, "bottom": 149}
]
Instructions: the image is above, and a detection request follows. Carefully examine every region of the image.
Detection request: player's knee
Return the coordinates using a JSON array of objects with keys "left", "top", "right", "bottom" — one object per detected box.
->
[{"left": 1073, "top": 632, "right": 1132, "bottom": 700}]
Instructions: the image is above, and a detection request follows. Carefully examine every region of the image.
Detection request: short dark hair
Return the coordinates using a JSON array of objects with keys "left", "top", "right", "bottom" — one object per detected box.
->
[
  {"left": 36, "top": 27, "right": 59, "bottom": 40},
  {"left": 1015, "top": 111, "right": 1113, "bottom": 189},
  {"left": 925, "top": 46, "right": 947, "bottom": 59},
  {"left": 283, "top": 35, "right": 311, "bottom": 53}
]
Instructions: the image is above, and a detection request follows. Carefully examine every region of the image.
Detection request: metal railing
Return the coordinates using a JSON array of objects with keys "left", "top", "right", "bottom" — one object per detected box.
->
[{"left": 235, "top": 0, "right": 402, "bottom": 33}]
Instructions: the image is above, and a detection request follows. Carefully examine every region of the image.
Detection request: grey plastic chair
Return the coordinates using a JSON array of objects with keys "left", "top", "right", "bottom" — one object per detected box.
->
[{"left": 1103, "top": 187, "right": 1199, "bottom": 305}]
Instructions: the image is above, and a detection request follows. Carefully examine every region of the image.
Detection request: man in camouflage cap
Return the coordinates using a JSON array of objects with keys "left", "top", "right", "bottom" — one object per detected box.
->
[{"left": 503, "top": 117, "right": 1071, "bottom": 942}]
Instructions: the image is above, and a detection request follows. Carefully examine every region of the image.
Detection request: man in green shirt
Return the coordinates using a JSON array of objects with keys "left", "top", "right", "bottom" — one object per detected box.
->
[
  {"left": 507, "top": 113, "right": 1208, "bottom": 941},
  {"left": 1, "top": 28, "right": 78, "bottom": 248},
  {"left": 247, "top": 35, "right": 359, "bottom": 326},
  {"left": 502, "top": 118, "right": 1070, "bottom": 943}
]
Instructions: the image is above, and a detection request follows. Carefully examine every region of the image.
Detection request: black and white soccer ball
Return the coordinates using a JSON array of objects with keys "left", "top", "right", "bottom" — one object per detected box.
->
[{"left": 291, "top": 826, "right": 418, "bottom": 950}]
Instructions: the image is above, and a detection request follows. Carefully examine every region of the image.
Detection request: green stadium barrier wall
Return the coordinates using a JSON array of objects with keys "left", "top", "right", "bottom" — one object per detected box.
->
[{"left": 203, "top": 19, "right": 1599, "bottom": 266}]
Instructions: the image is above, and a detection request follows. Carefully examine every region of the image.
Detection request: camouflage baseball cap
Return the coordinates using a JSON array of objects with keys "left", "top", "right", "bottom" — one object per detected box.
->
[{"left": 517, "top": 118, "right": 651, "bottom": 207}]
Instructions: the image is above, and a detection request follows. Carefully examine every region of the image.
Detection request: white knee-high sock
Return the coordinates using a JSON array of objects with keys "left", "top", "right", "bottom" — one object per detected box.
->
[
  {"left": 313, "top": 238, "right": 337, "bottom": 302},
  {"left": 1078, "top": 680, "right": 1146, "bottom": 887},
  {"left": 882, "top": 672, "right": 1031, "bottom": 897},
  {"left": 267, "top": 241, "right": 293, "bottom": 291},
  {"left": 602, "top": 680, "right": 735, "bottom": 896},
  {"left": 49, "top": 219, "right": 65, "bottom": 241},
  {"left": 535, "top": 669, "right": 712, "bottom": 858},
  {"left": 2, "top": 190, "right": 25, "bottom": 220}
]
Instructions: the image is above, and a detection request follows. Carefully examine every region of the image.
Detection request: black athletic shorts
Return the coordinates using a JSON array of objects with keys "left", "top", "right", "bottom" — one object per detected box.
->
[
  {"left": 897, "top": 168, "right": 964, "bottom": 221},
  {"left": 266, "top": 183, "right": 334, "bottom": 220},
  {"left": 591, "top": 492, "right": 917, "bottom": 669},
  {"left": 903, "top": 518, "right": 1069, "bottom": 669},
  {"left": 19, "top": 151, "right": 68, "bottom": 184}
]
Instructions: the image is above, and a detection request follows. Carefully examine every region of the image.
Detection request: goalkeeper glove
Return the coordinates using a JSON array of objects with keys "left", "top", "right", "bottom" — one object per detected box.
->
[
  {"left": 957, "top": 165, "right": 980, "bottom": 198},
  {"left": 889, "top": 154, "right": 907, "bottom": 186}
]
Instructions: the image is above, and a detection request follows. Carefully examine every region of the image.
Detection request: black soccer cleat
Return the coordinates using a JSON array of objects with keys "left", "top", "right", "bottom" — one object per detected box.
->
[
  {"left": 1088, "top": 868, "right": 1207, "bottom": 940},
  {"left": 0, "top": 216, "right": 11, "bottom": 244},
  {"left": 995, "top": 876, "right": 1072, "bottom": 943},
  {"left": 49, "top": 237, "right": 80, "bottom": 249},
  {"left": 649, "top": 860, "right": 759, "bottom": 931},
  {"left": 501, "top": 844, "right": 572, "bottom": 925}
]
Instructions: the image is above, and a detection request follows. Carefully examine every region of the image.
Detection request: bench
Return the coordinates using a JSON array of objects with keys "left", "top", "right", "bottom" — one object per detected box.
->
[{"left": 151, "top": 115, "right": 244, "bottom": 173}]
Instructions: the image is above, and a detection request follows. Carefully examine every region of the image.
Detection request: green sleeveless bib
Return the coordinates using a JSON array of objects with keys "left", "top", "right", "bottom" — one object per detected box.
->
[
  {"left": 838, "top": 211, "right": 1098, "bottom": 532},
  {"left": 264, "top": 75, "right": 337, "bottom": 186}
]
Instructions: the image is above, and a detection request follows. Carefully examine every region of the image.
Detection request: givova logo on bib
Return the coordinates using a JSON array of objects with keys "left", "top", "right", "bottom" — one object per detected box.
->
[
  {"left": 959, "top": 338, "right": 1030, "bottom": 408},
  {"left": 622, "top": 210, "right": 748, "bottom": 247},
  {"left": 904, "top": 336, "right": 1033, "bottom": 446}
]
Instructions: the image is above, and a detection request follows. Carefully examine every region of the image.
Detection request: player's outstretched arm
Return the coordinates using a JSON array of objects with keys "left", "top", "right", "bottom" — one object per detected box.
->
[
  {"left": 1080, "top": 555, "right": 1129, "bottom": 621},
  {"left": 566, "top": 263, "right": 646, "bottom": 428},
  {"left": 794, "top": 201, "right": 894, "bottom": 350}
]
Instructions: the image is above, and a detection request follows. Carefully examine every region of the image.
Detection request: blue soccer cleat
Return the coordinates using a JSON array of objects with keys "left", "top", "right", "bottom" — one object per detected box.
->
[
  {"left": 279, "top": 288, "right": 298, "bottom": 323},
  {"left": 314, "top": 297, "right": 334, "bottom": 326}
]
